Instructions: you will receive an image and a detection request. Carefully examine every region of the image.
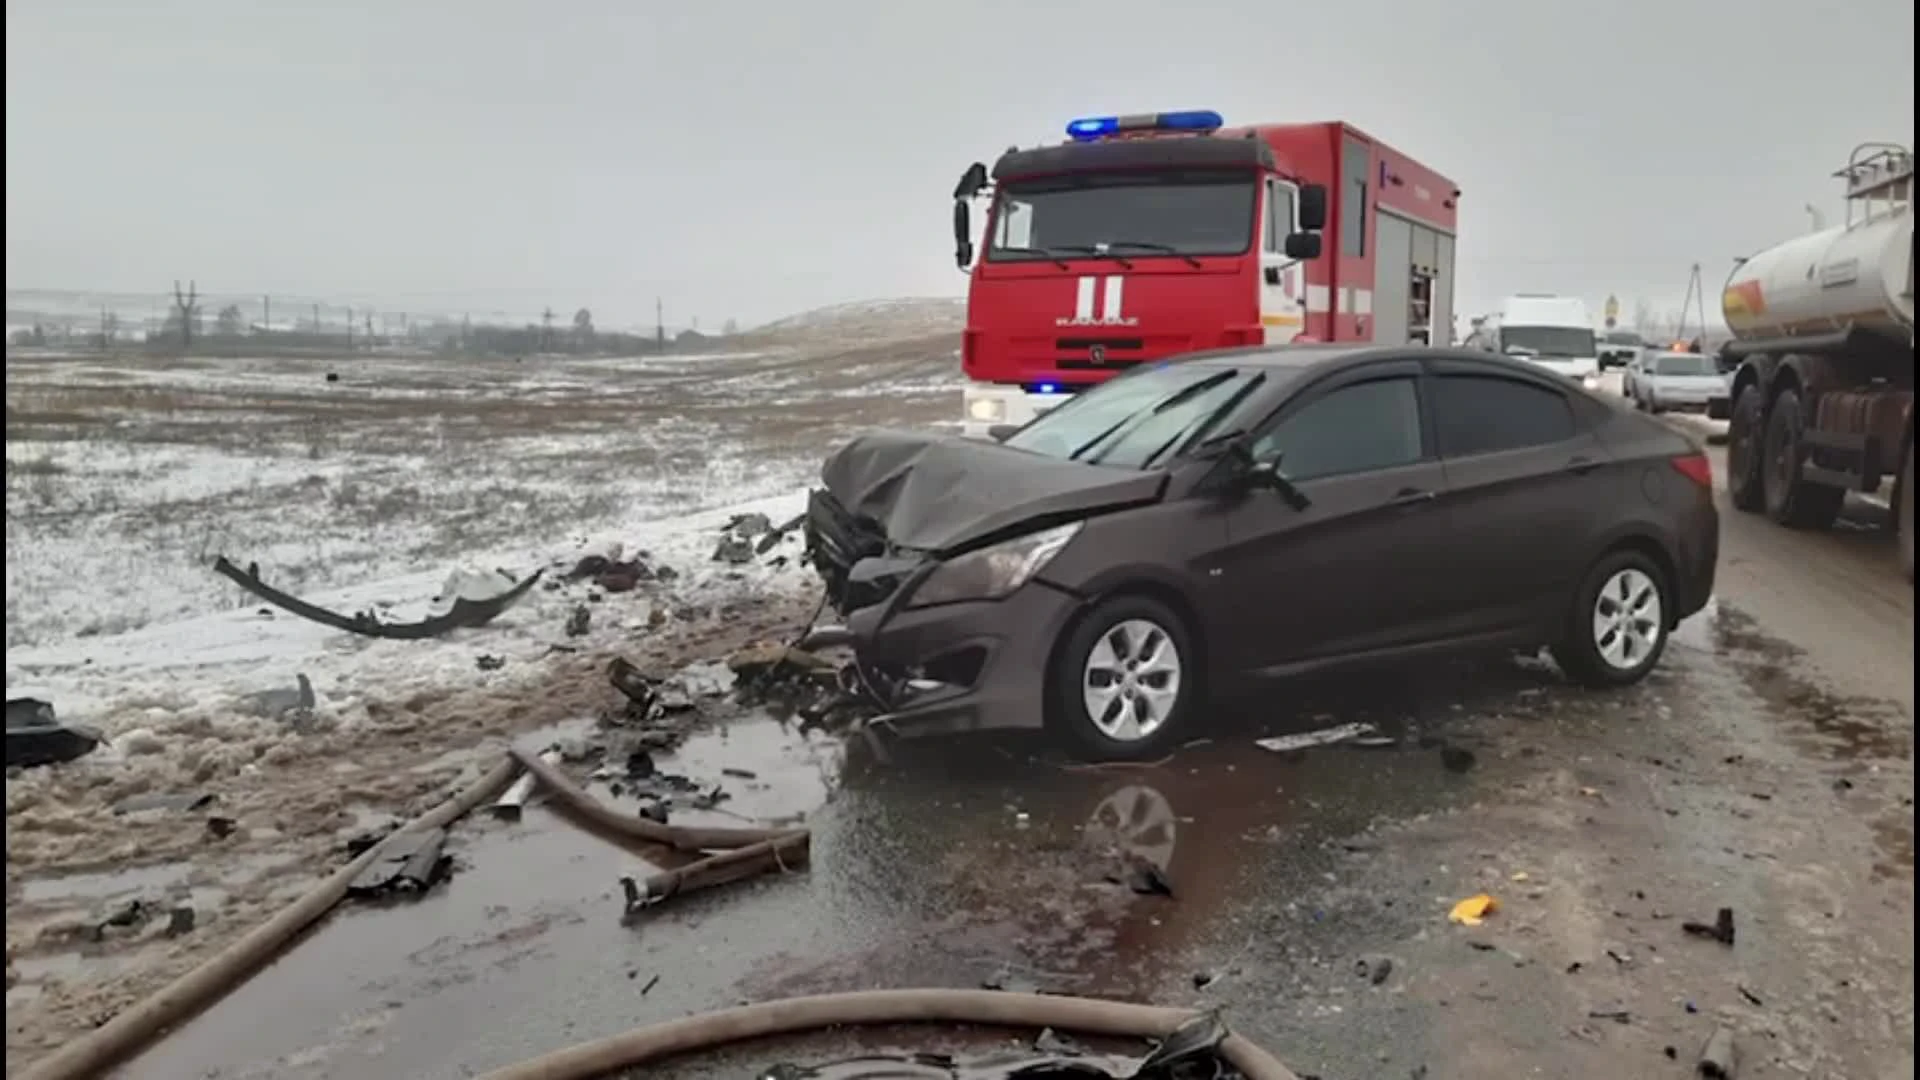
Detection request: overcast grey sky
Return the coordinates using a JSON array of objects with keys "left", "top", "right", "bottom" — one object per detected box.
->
[{"left": 6, "top": 0, "right": 1914, "bottom": 328}]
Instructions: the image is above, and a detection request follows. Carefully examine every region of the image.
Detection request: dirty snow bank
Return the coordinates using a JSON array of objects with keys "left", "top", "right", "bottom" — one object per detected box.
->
[{"left": 5, "top": 488, "right": 813, "bottom": 726}]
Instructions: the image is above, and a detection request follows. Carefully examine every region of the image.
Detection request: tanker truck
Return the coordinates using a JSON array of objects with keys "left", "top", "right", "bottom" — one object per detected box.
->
[{"left": 1720, "top": 143, "right": 1914, "bottom": 582}]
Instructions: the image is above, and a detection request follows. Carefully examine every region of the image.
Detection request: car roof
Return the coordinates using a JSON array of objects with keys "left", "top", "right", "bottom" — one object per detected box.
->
[{"left": 1182, "top": 343, "right": 1555, "bottom": 380}]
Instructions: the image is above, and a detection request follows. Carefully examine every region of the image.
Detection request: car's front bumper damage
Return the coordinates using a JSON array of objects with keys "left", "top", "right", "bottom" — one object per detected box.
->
[{"left": 802, "top": 488, "right": 1077, "bottom": 737}]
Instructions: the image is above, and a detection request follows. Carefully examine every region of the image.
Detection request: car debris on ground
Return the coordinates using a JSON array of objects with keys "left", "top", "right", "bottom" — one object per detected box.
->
[
  {"left": 506, "top": 745, "right": 811, "bottom": 919},
  {"left": 6, "top": 695, "right": 103, "bottom": 769},
  {"left": 345, "top": 826, "right": 453, "bottom": 898},
  {"left": 212, "top": 556, "right": 543, "bottom": 640}
]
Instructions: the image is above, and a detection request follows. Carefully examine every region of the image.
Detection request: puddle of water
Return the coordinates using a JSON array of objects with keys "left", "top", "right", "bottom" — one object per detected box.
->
[{"left": 1712, "top": 604, "right": 1910, "bottom": 761}]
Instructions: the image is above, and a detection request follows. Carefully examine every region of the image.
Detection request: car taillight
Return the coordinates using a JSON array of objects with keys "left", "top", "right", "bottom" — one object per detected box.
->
[{"left": 1670, "top": 452, "right": 1712, "bottom": 488}]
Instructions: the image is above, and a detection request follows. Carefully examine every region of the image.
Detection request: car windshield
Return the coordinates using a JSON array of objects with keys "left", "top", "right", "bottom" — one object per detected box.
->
[
  {"left": 1603, "top": 331, "right": 1644, "bottom": 346},
  {"left": 1003, "top": 364, "right": 1261, "bottom": 468},
  {"left": 987, "top": 169, "right": 1257, "bottom": 261},
  {"left": 1500, "top": 325, "right": 1597, "bottom": 358},
  {"left": 1654, "top": 352, "right": 1718, "bottom": 376}
]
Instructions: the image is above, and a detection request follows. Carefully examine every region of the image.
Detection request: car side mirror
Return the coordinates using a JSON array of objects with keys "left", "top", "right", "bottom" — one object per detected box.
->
[
  {"left": 986, "top": 423, "right": 1020, "bottom": 442},
  {"left": 952, "top": 201, "right": 974, "bottom": 269},
  {"left": 1243, "top": 454, "right": 1311, "bottom": 510},
  {"left": 1297, "top": 183, "right": 1329, "bottom": 231},
  {"left": 1282, "top": 231, "right": 1322, "bottom": 260}
]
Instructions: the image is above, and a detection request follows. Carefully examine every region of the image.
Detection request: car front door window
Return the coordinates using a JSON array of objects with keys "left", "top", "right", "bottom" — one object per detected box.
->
[{"left": 1250, "top": 377, "right": 1424, "bottom": 481}]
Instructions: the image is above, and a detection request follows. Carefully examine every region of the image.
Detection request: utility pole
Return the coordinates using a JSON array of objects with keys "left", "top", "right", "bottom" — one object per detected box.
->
[
  {"left": 1674, "top": 262, "right": 1710, "bottom": 348},
  {"left": 541, "top": 307, "right": 555, "bottom": 351},
  {"left": 312, "top": 302, "right": 321, "bottom": 333},
  {"left": 263, "top": 295, "right": 272, "bottom": 334},
  {"left": 172, "top": 280, "right": 199, "bottom": 349},
  {"left": 347, "top": 307, "right": 355, "bottom": 349},
  {"left": 655, "top": 297, "right": 665, "bottom": 351}
]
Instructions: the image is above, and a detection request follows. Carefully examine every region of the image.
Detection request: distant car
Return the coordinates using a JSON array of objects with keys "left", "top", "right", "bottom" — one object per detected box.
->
[
  {"left": 1629, "top": 350, "right": 1730, "bottom": 414},
  {"left": 1597, "top": 329, "right": 1647, "bottom": 371},
  {"left": 804, "top": 345, "right": 1720, "bottom": 760}
]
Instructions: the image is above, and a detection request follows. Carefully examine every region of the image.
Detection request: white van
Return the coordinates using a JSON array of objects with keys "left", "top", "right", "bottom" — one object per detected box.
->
[{"left": 1469, "top": 295, "right": 1601, "bottom": 389}]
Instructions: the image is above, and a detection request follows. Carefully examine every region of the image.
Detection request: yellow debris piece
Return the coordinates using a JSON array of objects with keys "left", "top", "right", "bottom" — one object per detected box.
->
[{"left": 1449, "top": 893, "right": 1500, "bottom": 926}]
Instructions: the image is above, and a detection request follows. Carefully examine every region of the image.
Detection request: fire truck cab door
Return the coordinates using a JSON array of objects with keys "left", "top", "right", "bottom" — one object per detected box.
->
[{"left": 1258, "top": 179, "right": 1307, "bottom": 344}]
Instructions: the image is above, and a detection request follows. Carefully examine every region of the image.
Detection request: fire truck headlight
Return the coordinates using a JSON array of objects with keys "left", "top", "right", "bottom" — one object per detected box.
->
[{"left": 967, "top": 397, "right": 1006, "bottom": 423}]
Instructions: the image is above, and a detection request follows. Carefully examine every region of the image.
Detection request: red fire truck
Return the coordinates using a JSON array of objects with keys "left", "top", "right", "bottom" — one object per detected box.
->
[{"left": 949, "top": 110, "right": 1461, "bottom": 437}]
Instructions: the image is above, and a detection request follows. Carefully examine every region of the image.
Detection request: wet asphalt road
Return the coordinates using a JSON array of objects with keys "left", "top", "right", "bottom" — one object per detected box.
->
[{"left": 115, "top": 457, "right": 1914, "bottom": 1080}]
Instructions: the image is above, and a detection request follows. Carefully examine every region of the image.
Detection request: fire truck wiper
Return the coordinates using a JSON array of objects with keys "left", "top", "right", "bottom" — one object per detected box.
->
[
  {"left": 1045, "top": 244, "right": 1133, "bottom": 269},
  {"left": 994, "top": 246, "right": 1072, "bottom": 269},
  {"left": 1103, "top": 241, "right": 1204, "bottom": 269}
]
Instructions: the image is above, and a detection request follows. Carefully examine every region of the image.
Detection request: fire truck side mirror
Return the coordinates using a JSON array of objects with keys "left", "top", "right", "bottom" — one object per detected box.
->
[
  {"left": 953, "top": 163, "right": 989, "bottom": 200},
  {"left": 1298, "top": 183, "right": 1330, "bottom": 231},
  {"left": 1282, "top": 232, "right": 1323, "bottom": 260},
  {"left": 952, "top": 201, "right": 975, "bottom": 269}
]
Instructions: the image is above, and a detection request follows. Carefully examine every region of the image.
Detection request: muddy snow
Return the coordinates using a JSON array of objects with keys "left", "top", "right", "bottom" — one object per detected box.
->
[{"left": 3, "top": 303, "right": 963, "bottom": 1059}]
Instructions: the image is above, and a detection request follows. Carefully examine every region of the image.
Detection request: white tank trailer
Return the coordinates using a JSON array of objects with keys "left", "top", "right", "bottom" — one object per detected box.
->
[{"left": 1720, "top": 143, "right": 1914, "bottom": 582}]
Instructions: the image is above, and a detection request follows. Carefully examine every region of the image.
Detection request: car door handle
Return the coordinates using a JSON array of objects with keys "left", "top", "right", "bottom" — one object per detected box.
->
[
  {"left": 1566, "top": 456, "right": 1600, "bottom": 475},
  {"left": 1387, "top": 487, "right": 1436, "bottom": 507}
]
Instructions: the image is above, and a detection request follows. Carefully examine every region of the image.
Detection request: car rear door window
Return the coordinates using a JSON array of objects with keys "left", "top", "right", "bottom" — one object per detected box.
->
[
  {"left": 1431, "top": 374, "right": 1576, "bottom": 457},
  {"left": 1251, "top": 376, "right": 1423, "bottom": 482}
]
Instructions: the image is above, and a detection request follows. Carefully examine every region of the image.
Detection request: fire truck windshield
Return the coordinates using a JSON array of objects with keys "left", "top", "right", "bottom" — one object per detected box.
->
[{"left": 987, "top": 169, "right": 1256, "bottom": 263}]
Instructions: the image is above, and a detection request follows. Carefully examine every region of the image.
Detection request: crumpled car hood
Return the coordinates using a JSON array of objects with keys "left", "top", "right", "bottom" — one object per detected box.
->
[{"left": 820, "top": 429, "right": 1168, "bottom": 553}]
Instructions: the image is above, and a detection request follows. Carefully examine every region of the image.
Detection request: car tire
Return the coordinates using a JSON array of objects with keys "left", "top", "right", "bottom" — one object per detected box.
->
[
  {"left": 1051, "top": 593, "right": 1198, "bottom": 761},
  {"left": 1761, "top": 387, "right": 1844, "bottom": 529},
  {"left": 1726, "top": 383, "right": 1767, "bottom": 513},
  {"left": 1551, "top": 548, "right": 1672, "bottom": 688}
]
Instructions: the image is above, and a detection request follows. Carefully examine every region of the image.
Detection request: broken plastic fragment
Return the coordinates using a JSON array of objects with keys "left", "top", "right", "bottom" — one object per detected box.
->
[
  {"left": 1448, "top": 893, "right": 1500, "bottom": 926},
  {"left": 1254, "top": 721, "right": 1376, "bottom": 753}
]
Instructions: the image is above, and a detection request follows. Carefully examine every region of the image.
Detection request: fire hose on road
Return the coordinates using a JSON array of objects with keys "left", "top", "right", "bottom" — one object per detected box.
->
[{"left": 474, "top": 989, "right": 1303, "bottom": 1080}]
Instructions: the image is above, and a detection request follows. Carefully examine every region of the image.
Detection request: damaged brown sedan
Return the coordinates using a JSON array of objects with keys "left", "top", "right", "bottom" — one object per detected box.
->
[{"left": 804, "top": 345, "right": 1719, "bottom": 760}]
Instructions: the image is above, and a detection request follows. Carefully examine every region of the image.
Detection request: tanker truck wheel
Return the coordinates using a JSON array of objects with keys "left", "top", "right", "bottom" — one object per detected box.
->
[
  {"left": 1900, "top": 440, "right": 1914, "bottom": 584},
  {"left": 1725, "top": 383, "right": 1767, "bottom": 513},
  {"left": 1760, "top": 387, "right": 1844, "bottom": 529}
]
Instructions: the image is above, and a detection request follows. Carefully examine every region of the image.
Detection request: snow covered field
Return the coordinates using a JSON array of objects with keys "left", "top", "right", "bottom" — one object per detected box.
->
[{"left": 3, "top": 304, "right": 964, "bottom": 1058}]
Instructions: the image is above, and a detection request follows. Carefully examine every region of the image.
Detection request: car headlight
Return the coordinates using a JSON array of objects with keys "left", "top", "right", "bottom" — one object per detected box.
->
[
  {"left": 966, "top": 396, "right": 1006, "bottom": 423},
  {"left": 908, "top": 522, "right": 1082, "bottom": 608},
  {"left": 1581, "top": 374, "right": 1601, "bottom": 391}
]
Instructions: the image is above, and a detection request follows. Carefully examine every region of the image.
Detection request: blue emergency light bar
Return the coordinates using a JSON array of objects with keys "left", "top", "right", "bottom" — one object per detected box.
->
[{"left": 1065, "top": 110, "right": 1225, "bottom": 141}]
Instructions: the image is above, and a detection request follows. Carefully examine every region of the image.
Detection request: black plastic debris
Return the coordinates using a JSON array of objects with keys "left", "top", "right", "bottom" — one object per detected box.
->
[
  {"left": 1682, "top": 907, "right": 1737, "bottom": 946},
  {"left": 212, "top": 557, "right": 541, "bottom": 641},
  {"left": 165, "top": 906, "right": 197, "bottom": 937},
  {"left": 347, "top": 828, "right": 451, "bottom": 898},
  {"left": 476, "top": 654, "right": 506, "bottom": 672},
  {"left": 565, "top": 604, "right": 592, "bottom": 638},
  {"left": 607, "top": 656, "right": 659, "bottom": 712},
  {"left": 113, "top": 792, "right": 217, "bottom": 815},
  {"left": 6, "top": 697, "right": 103, "bottom": 769}
]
